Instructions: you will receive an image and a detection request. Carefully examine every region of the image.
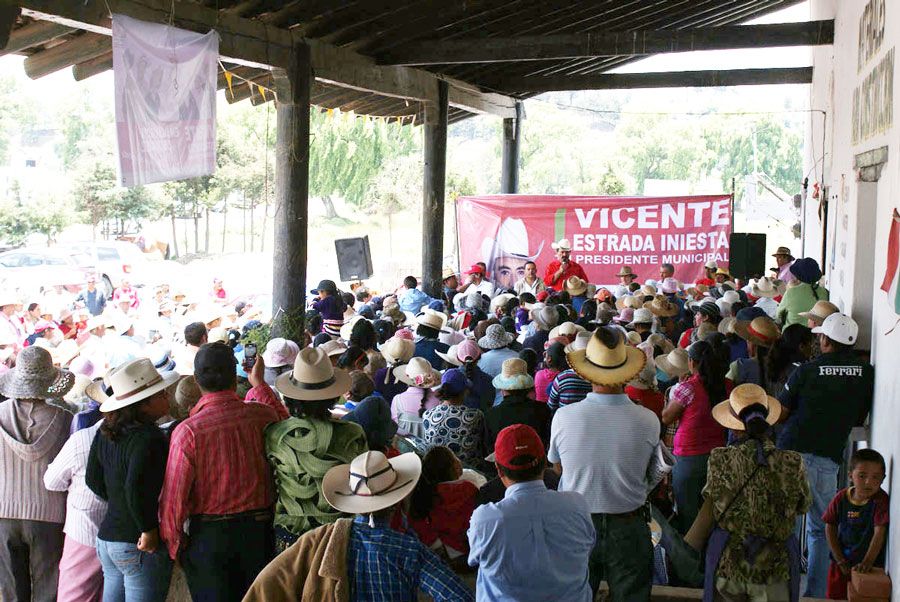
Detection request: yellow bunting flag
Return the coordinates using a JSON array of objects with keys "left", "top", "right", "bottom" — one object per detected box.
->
[
  {"left": 258, "top": 85, "right": 267, "bottom": 101},
  {"left": 327, "top": 108, "right": 334, "bottom": 119},
  {"left": 224, "top": 71, "right": 234, "bottom": 99}
]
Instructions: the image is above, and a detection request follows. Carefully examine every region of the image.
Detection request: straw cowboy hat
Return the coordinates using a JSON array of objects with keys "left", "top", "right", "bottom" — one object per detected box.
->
[
  {"left": 0, "top": 347, "right": 75, "bottom": 400},
  {"left": 712, "top": 383, "right": 782, "bottom": 431},
  {"left": 625, "top": 331, "right": 642, "bottom": 346},
  {"left": 275, "top": 347, "right": 352, "bottom": 401},
  {"left": 489, "top": 293, "right": 516, "bottom": 314},
  {"left": 262, "top": 337, "right": 301, "bottom": 368},
  {"left": 639, "top": 284, "right": 657, "bottom": 297},
  {"left": 616, "top": 266, "right": 637, "bottom": 278},
  {"left": 393, "top": 357, "right": 441, "bottom": 388},
  {"left": 627, "top": 308, "right": 654, "bottom": 328},
  {"left": 615, "top": 295, "right": 644, "bottom": 311},
  {"left": 322, "top": 450, "right": 422, "bottom": 515},
  {"left": 656, "top": 347, "right": 690, "bottom": 379},
  {"left": 751, "top": 277, "right": 779, "bottom": 298},
  {"left": 481, "top": 217, "right": 545, "bottom": 263},
  {"left": 733, "top": 316, "right": 781, "bottom": 348},
  {"left": 548, "top": 321, "right": 586, "bottom": 340},
  {"left": 441, "top": 266, "right": 458, "bottom": 281},
  {"left": 564, "top": 277, "right": 588, "bottom": 297},
  {"left": 798, "top": 300, "right": 840, "bottom": 325},
  {"left": 51, "top": 339, "right": 80, "bottom": 368},
  {"left": 551, "top": 238, "right": 572, "bottom": 251},
  {"left": 566, "top": 327, "right": 646, "bottom": 387},
  {"left": 478, "top": 324, "right": 516, "bottom": 350},
  {"left": 320, "top": 339, "right": 348, "bottom": 358},
  {"left": 492, "top": 358, "right": 535, "bottom": 391},
  {"left": 380, "top": 337, "right": 415, "bottom": 365},
  {"left": 718, "top": 317, "right": 737, "bottom": 336},
  {"left": 644, "top": 295, "right": 679, "bottom": 318},
  {"left": 530, "top": 305, "right": 559, "bottom": 331},
  {"left": 101, "top": 357, "right": 180, "bottom": 413}
]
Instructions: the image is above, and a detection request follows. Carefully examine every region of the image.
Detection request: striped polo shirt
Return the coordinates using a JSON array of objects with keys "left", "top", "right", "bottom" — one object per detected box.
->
[{"left": 547, "top": 369, "right": 592, "bottom": 411}]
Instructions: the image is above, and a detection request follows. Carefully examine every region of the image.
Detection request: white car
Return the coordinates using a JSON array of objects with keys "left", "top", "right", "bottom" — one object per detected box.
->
[
  {"left": 0, "top": 247, "right": 94, "bottom": 298},
  {"left": 59, "top": 241, "right": 164, "bottom": 297}
]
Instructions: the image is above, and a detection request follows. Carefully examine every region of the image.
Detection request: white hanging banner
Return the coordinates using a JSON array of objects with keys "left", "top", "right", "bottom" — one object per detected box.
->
[{"left": 113, "top": 14, "right": 219, "bottom": 187}]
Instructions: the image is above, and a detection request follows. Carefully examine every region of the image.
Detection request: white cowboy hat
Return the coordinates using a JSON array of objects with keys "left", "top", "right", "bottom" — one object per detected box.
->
[
  {"left": 275, "top": 347, "right": 352, "bottom": 401},
  {"left": 627, "top": 308, "right": 654, "bottom": 328},
  {"left": 207, "top": 326, "right": 228, "bottom": 344},
  {"left": 320, "top": 339, "right": 348, "bottom": 358},
  {"left": 656, "top": 348, "right": 690, "bottom": 379},
  {"left": 380, "top": 337, "right": 415, "bottom": 365},
  {"left": 392, "top": 357, "right": 441, "bottom": 388},
  {"left": 750, "top": 277, "right": 779, "bottom": 299},
  {"left": 0, "top": 347, "right": 75, "bottom": 400},
  {"left": 415, "top": 309, "right": 447, "bottom": 332},
  {"left": 101, "top": 357, "right": 179, "bottom": 413},
  {"left": 489, "top": 293, "right": 516, "bottom": 314},
  {"left": 262, "top": 337, "right": 301, "bottom": 368},
  {"left": 113, "top": 315, "right": 133, "bottom": 335},
  {"left": 551, "top": 238, "right": 572, "bottom": 251},
  {"left": 566, "top": 327, "right": 646, "bottom": 387},
  {"left": 547, "top": 321, "right": 585, "bottom": 340},
  {"left": 797, "top": 300, "right": 839, "bottom": 324},
  {"left": 322, "top": 451, "right": 422, "bottom": 515},
  {"left": 481, "top": 217, "right": 545, "bottom": 262}
]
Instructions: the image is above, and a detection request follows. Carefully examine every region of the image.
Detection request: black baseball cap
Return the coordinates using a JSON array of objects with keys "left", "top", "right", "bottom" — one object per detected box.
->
[{"left": 311, "top": 279, "right": 337, "bottom": 295}]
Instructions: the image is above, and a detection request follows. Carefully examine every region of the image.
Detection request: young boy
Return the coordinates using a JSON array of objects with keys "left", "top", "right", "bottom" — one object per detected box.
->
[{"left": 823, "top": 448, "right": 890, "bottom": 599}]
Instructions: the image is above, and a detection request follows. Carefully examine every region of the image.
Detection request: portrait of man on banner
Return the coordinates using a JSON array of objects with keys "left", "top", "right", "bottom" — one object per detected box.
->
[{"left": 480, "top": 218, "right": 545, "bottom": 291}]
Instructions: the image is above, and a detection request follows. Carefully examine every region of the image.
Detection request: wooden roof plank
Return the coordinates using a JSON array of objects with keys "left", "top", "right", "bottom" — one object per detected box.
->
[
  {"left": 0, "top": 17, "right": 71, "bottom": 56},
  {"left": 24, "top": 31, "right": 110, "bottom": 79},
  {"left": 72, "top": 50, "right": 112, "bottom": 80}
]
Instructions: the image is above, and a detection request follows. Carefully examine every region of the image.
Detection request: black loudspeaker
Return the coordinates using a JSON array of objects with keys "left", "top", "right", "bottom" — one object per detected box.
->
[
  {"left": 334, "top": 236, "right": 373, "bottom": 282},
  {"left": 729, "top": 233, "right": 767, "bottom": 280}
]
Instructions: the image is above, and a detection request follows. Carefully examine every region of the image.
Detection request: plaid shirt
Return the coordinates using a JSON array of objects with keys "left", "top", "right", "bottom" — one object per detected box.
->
[
  {"left": 159, "top": 383, "right": 287, "bottom": 559},
  {"left": 348, "top": 515, "right": 474, "bottom": 602}
]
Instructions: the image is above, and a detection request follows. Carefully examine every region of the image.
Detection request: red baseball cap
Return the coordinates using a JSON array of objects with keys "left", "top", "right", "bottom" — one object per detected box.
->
[
  {"left": 465, "top": 264, "right": 485, "bottom": 275},
  {"left": 493, "top": 424, "right": 544, "bottom": 470},
  {"left": 536, "top": 290, "right": 550, "bottom": 302}
]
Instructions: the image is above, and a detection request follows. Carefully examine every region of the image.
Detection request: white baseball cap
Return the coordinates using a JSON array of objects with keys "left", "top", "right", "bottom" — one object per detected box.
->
[{"left": 811, "top": 312, "right": 858, "bottom": 346}]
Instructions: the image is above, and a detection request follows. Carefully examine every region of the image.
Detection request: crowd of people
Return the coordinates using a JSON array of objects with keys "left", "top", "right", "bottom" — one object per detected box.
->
[{"left": 0, "top": 237, "right": 884, "bottom": 602}]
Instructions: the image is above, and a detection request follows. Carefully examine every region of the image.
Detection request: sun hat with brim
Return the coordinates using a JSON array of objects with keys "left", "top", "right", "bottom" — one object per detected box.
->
[
  {"left": 435, "top": 344, "right": 463, "bottom": 367},
  {"left": 492, "top": 358, "right": 535, "bottom": 391},
  {"left": 644, "top": 295, "right": 679, "bottom": 318},
  {"left": 380, "top": 337, "right": 415, "bottom": 365},
  {"left": 548, "top": 322, "right": 586, "bottom": 340},
  {"left": 393, "top": 357, "right": 441, "bottom": 388},
  {"left": 715, "top": 268, "right": 732, "bottom": 277},
  {"left": 489, "top": 293, "right": 516, "bottom": 314},
  {"left": 51, "top": 339, "right": 80, "bottom": 368},
  {"left": 415, "top": 309, "right": 448, "bottom": 332},
  {"left": 100, "top": 358, "right": 180, "bottom": 413},
  {"left": 695, "top": 302, "right": 721, "bottom": 320},
  {"left": 659, "top": 278, "right": 680, "bottom": 295},
  {"left": 772, "top": 246, "right": 794, "bottom": 259},
  {"left": 564, "top": 277, "right": 588, "bottom": 297},
  {"left": 262, "top": 337, "right": 301, "bottom": 368},
  {"left": 207, "top": 326, "right": 228, "bottom": 344},
  {"left": 798, "top": 300, "right": 839, "bottom": 324},
  {"left": 0, "top": 347, "right": 76, "bottom": 400},
  {"left": 751, "top": 277, "right": 779, "bottom": 298},
  {"left": 275, "top": 347, "right": 352, "bottom": 401},
  {"left": 321, "top": 339, "right": 348, "bottom": 358},
  {"left": 310, "top": 279, "right": 338, "bottom": 295},
  {"left": 789, "top": 257, "right": 822, "bottom": 284},
  {"left": 530, "top": 305, "right": 559, "bottom": 331},
  {"left": 733, "top": 317, "right": 781, "bottom": 348},
  {"left": 613, "top": 307, "right": 635, "bottom": 325},
  {"left": 323, "top": 451, "right": 421, "bottom": 515},
  {"left": 718, "top": 317, "right": 738, "bottom": 336},
  {"left": 616, "top": 266, "right": 636, "bottom": 278},
  {"left": 625, "top": 331, "right": 642, "bottom": 346},
  {"left": 712, "top": 383, "right": 782, "bottom": 431},
  {"left": 639, "top": 284, "right": 657, "bottom": 298},
  {"left": 656, "top": 348, "right": 690, "bottom": 379},
  {"left": 566, "top": 328, "right": 647, "bottom": 387},
  {"left": 340, "top": 316, "right": 365, "bottom": 342},
  {"left": 627, "top": 308, "right": 654, "bottom": 328},
  {"left": 478, "top": 323, "right": 515, "bottom": 350}
]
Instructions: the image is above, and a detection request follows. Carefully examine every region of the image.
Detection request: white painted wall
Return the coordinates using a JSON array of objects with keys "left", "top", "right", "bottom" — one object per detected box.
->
[{"left": 805, "top": 0, "right": 900, "bottom": 590}]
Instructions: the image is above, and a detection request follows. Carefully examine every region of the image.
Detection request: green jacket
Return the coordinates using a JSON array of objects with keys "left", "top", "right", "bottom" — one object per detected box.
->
[
  {"left": 776, "top": 282, "right": 829, "bottom": 329},
  {"left": 266, "top": 417, "right": 366, "bottom": 537}
]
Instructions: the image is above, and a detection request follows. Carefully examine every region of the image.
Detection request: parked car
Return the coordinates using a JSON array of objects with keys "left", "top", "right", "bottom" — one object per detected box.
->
[
  {"left": 0, "top": 247, "right": 94, "bottom": 298},
  {"left": 58, "top": 240, "right": 161, "bottom": 298}
]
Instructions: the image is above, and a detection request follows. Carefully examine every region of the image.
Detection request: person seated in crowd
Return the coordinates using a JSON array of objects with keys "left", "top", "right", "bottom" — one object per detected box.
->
[
  {"left": 679, "top": 300, "right": 721, "bottom": 348},
  {"left": 412, "top": 310, "right": 450, "bottom": 370},
  {"left": 409, "top": 446, "right": 479, "bottom": 567},
  {"left": 337, "top": 345, "right": 369, "bottom": 373},
  {"left": 628, "top": 307, "right": 654, "bottom": 342},
  {"left": 346, "top": 317, "right": 386, "bottom": 379},
  {"left": 423, "top": 369, "right": 484, "bottom": 467},
  {"left": 374, "top": 337, "right": 413, "bottom": 403},
  {"left": 514, "top": 260, "right": 545, "bottom": 296},
  {"left": 696, "top": 260, "right": 717, "bottom": 287},
  {"left": 390, "top": 357, "right": 441, "bottom": 438},
  {"left": 485, "top": 358, "right": 550, "bottom": 450},
  {"left": 534, "top": 340, "right": 565, "bottom": 403},
  {"left": 311, "top": 279, "right": 346, "bottom": 337},
  {"left": 0, "top": 347, "right": 75, "bottom": 601},
  {"left": 625, "top": 357, "right": 665, "bottom": 419},
  {"left": 457, "top": 263, "right": 495, "bottom": 298},
  {"left": 261, "top": 337, "right": 300, "bottom": 386},
  {"left": 564, "top": 276, "right": 589, "bottom": 313},
  {"left": 727, "top": 316, "right": 781, "bottom": 388},
  {"left": 343, "top": 395, "right": 400, "bottom": 457},
  {"left": 546, "top": 352, "right": 592, "bottom": 411},
  {"left": 469, "top": 424, "right": 594, "bottom": 601},
  {"left": 174, "top": 321, "right": 207, "bottom": 375},
  {"left": 159, "top": 344, "right": 288, "bottom": 600},
  {"left": 244, "top": 450, "right": 474, "bottom": 601},
  {"left": 522, "top": 305, "right": 559, "bottom": 356},
  {"left": 765, "top": 324, "right": 813, "bottom": 395},
  {"left": 476, "top": 324, "right": 518, "bottom": 404},
  {"left": 265, "top": 347, "right": 366, "bottom": 552},
  {"left": 398, "top": 276, "right": 437, "bottom": 315},
  {"left": 344, "top": 370, "right": 375, "bottom": 411},
  {"left": 437, "top": 339, "right": 495, "bottom": 413}
]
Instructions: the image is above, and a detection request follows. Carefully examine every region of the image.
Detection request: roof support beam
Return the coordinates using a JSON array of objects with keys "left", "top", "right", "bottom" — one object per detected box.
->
[
  {"left": 24, "top": 31, "right": 110, "bottom": 79},
  {"left": 72, "top": 50, "right": 112, "bottom": 80},
  {"left": 489, "top": 67, "right": 814, "bottom": 93},
  {"left": 0, "top": 17, "right": 72, "bottom": 56},
  {"left": 4, "top": 0, "right": 516, "bottom": 118},
  {"left": 378, "top": 20, "right": 835, "bottom": 66}
]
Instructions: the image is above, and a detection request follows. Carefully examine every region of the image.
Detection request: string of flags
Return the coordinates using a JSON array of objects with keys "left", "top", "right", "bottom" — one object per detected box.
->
[{"left": 218, "top": 62, "right": 422, "bottom": 126}]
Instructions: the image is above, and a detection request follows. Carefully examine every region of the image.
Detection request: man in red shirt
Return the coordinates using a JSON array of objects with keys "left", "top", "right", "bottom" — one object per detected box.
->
[
  {"left": 544, "top": 238, "right": 588, "bottom": 292},
  {"left": 159, "top": 342, "right": 288, "bottom": 600}
]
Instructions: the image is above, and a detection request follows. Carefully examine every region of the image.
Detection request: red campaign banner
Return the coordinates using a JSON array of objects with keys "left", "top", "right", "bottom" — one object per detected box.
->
[{"left": 456, "top": 194, "right": 732, "bottom": 290}]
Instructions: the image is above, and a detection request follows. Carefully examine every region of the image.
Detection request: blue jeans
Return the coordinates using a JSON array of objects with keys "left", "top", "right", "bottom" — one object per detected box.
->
[
  {"left": 800, "top": 453, "right": 839, "bottom": 598},
  {"left": 673, "top": 453, "right": 710, "bottom": 534},
  {"left": 96, "top": 538, "right": 172, "bottom": 602}
]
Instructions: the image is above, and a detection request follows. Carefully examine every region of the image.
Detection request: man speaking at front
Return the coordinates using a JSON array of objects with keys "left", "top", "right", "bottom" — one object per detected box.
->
[{"left": 544, "top": 238, "right": 589, "bottom": 292}]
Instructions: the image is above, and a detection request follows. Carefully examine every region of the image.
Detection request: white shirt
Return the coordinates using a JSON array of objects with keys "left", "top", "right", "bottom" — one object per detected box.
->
[
  {"left": 514, "top": 277, "right": 546, "bottom": 296},
  {"left": 43, "top": 421, "right": 107, "bottom": 547},
  {"left": 755, "top": 297, "right": 779, "bottom": 320},
  {"left": 548, "top": 392, "right": 658, "bottom": 513},
  {"left": 465, "top": 279, "right": 495, "bottom": 298}
]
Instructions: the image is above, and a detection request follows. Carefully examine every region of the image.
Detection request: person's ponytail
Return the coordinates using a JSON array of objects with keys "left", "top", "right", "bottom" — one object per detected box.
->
[
  {"left": 418, "top": 386, "right": 429, "bottom": 417},
  {"left": 463, "top": 358, "right": 475, "bottom": 380}
]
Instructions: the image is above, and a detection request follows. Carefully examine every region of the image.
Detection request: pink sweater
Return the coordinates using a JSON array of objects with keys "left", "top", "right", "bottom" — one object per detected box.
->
[{"left": 534, "top": 369, "right": 559, "bottom": 402}]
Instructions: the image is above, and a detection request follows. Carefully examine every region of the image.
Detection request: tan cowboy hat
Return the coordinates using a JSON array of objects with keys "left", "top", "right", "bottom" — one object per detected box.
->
[
  {"left": 321, "top": 339, "right": 348, "bottom": 358},
  {"left": 566, "top": 327, "right": 646, "bottom": 386},
  {"left": 798, "top": 300, "right": 840, "bottom": 325},
  {"left": 712, "top": 383, "right": 782, "bottom": 431},
  {"left": 625, "top": 331, "right": 642, "bottom": 346},
  {"left": 639, "top": 284, "right": 657, "bottom": 297},
  {"left": 275, "top": 347, "right": 352, "bottom": 401},
  {"left": 380, "top": 337, "right": 415, "bottom": 365},
  {"left": 415, "top": 309, "right": 447, "bottom": 332},
  {"left": 441, "top": 266, "right": 457, "bottom": 281},
  {"left": 733, "top": 316, "right": 781, "bottom": 348},
  {"left": 715, "top": 268, "right": 732, "bottom": 277},
  {"left": 564, "top": 276, "right": 588, "bottom": 297},
  {"left": 751, "top": 277, "right": 779, "bottom": 298},
  {"left": 530, "top": 305, "right": 559, "bottom": 331},
  {"left": 393, "top": 357, "right": 441, "bottom": 388},
  {"left": 615, "top": 295, "right": 644, "bottom": 311},
  {"left": 489, "top": 293, "right": 516, "bottom": 314},
  {"left": 772, "top": 246, "right": 794, "bottom": 258},
  {"left": 207, "top": 326, "right": 228, "bottom": 344},
  {"left": 644, "top": 295, "right": 679, "bottom": 318},
  {"left": 101, "top": 358, "right": 180, "bottom": 413},
  {"left": 656, "top": 348, "right": 689, "bottom": 379},
  {"left": 616, "top": 266, "right": 636, "bottom": 278},
  {"left": 548, "top": 321, "right": 586, "bottom": 340},
  {"left": 323, "top": 451, "right": 422, "bottom": 515}
]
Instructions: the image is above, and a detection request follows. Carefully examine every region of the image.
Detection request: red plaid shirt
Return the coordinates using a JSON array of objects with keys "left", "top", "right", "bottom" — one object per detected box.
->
[{"left": 159, "top": 383, "right": 288, "bottom": 559}]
